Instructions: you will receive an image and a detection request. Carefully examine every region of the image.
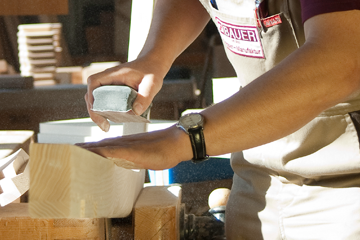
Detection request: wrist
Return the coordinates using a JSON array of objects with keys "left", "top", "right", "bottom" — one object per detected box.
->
[
  {"left": 176, "top": 113, "right": 209, "bottom": 162},
  {"left": 169, "top": 125, "right": 194, "bottom": 163}
]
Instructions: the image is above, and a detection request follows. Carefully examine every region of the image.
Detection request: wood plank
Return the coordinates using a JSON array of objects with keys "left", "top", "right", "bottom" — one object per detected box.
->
[
  {"left": 0, "top": 0, "right": 68, "bottom": 15},
  {"left": 37, "top": 16, "right": 73, "bottom": 67},
  {"left": 37, "top": 118, "right": 176, "bottom": 145},
  {"left": 0, "top": 131, "right": 34, "bottom": 160},
  {"left": 0, "top": 161, "right": 29, "bottom": 206},
  {"left": 0, "top": 203, "right": 105, "bottom": 240},
  {"left": 29, "top": 143, "right": 145, "bottom": 218},
  {"left": 18, "top": 23, "right": 62, "bottom": 32},
  {"left": 0, "top": 149, "right": 30, "bottom": 206},
  {"left": 134, "top": 185, "right": 181, "bottom": 240}
]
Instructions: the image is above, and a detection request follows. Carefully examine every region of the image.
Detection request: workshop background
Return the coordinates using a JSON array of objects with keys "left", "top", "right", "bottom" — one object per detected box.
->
[{"left": 0, "top": 0, "right": 237, "bottom": 239}]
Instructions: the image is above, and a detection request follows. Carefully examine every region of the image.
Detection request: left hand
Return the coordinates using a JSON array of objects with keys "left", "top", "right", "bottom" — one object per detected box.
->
[{"left": 76, "top": 125, "right": 193, "bottom": 170}]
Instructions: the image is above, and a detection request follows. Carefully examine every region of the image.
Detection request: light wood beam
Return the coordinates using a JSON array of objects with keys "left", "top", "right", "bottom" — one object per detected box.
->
[{"left": 29, "top": 143, "right": 145, "bottom": 219}]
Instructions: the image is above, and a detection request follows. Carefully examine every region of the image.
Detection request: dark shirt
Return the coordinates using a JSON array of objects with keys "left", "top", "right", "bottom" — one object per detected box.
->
[{"left": 301, "top": 0, "right": 360, "bottom": 22}]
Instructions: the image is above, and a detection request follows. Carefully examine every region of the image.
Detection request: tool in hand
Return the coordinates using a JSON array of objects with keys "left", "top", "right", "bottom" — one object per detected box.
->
[{"left": 92, "top": 85, "right": 151, "bottom": 123}]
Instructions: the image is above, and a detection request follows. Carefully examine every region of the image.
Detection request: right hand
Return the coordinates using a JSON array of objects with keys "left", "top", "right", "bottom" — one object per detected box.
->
[{"left": 85, "top": 58, "right": 167, "bottom": 132}]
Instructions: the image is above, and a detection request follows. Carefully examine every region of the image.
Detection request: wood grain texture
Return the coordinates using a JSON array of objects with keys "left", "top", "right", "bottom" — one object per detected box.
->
[
  {"left": 0, "top": 203, "right": 105, "bottom": 240},
  {"left": 134, "top": 186, "right": 181, "bottom": 240},
  {"left": 29, "top": 143, "right": 145, "bottom": 219}
]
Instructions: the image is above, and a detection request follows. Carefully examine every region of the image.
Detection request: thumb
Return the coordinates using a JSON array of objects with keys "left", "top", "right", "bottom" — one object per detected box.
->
[
  {"left": 132, "top": 94, "right": 153, "bottom": 116},
  {"left": 132, "top": 76, "right": 160, "bottom": 115}
]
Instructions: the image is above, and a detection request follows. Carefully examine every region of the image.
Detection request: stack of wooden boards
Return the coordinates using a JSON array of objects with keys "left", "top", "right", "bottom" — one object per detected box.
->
[{"left": 18, "top": 23, "right": 62, "bottom": 84}]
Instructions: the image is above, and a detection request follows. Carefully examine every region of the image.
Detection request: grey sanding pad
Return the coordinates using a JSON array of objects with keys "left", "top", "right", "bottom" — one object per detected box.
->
[{"left": 92, "top": 85, "right": 151, "bottom": 123}]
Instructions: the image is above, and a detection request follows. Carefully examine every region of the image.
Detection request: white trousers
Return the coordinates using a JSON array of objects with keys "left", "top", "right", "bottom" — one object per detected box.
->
[{"left": 225, "top": 165, "right": 360, "bottom": 240}]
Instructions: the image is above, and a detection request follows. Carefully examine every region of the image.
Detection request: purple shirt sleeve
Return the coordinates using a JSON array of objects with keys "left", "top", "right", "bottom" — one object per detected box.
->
[{"left": 300, "top": 0, "right": 360, "bottom": 23}]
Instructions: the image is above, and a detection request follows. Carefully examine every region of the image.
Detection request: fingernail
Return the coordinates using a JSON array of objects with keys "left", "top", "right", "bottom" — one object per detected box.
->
[
  {"left": 100, "top": 121, "right": 110, "bottom": 132},
  {"left": 133, "top": 103, "right": 143, "bottom": 115}
]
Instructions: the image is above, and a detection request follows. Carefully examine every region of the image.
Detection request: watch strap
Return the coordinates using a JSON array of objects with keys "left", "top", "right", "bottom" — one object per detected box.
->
[{"left": 188, "top": 127, "right": 209, "bottom": 163}]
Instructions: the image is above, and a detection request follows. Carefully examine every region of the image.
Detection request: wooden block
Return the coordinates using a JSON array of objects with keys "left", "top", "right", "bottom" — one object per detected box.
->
[
  {"left": 0, "top": 0, "right": 68, "bottom": 15},
  {"left": 29, "top": 143, "right": 145, "bottom": 219},
  {"left": 0, "top": 161, "right": 29, "bottom": 206},
  {"left": 134, "top": 185, "right": 181, "bottom": 240},
  {"left": 0, "top": 131, "right": 34, "bottom": 160},
  {"left": 18, "top": 23, "right": 62, "bottom": 32},
  {"left": 19, "top": 51, "right": 56, "bottom": 59},
  {"left": 0, "top": 203, "right": 105, "bottom": 240},
  {"left": 0, "top": 149, "right": 28, "bottom": 173},
  {"left": 21, "top": 66, "right": 56, "bottom": 73},
  {"left": 18, "top": 45, "right": 56, "bottom": 52},
  {"left": 19, "top": 58, "right": 57, "bottom": 65},
  {"left": 0, "top": 149, "right": 30, "bottom": 206},
  {"left": 18, "top": 37, "right": 54, "bottom": 45}
]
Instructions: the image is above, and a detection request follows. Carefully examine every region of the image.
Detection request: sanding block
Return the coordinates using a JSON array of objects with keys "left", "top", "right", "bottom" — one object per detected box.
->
[{"left": 92, "top": 85, "right": 151, "bottom": 123}]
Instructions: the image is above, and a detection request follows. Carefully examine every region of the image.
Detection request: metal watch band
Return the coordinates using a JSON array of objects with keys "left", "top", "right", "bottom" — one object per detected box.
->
[{"left": 188, "top": 127, "right": 209, "bottom": 163}]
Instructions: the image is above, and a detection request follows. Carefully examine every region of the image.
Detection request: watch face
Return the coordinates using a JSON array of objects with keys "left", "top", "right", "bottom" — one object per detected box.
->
[{"left": 180, "top": 113, "right": 202, "bottom": 128}]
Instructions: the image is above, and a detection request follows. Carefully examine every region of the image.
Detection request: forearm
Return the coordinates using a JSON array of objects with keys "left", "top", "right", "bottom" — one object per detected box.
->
[{"left": 137, "top": 0, "right": 210, "bottom": 75}]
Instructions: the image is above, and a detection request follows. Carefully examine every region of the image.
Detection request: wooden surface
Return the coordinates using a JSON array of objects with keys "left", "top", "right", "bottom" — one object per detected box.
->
[
  {"left": 134, "top": 186, "right": 181, "bottom": 240},
  {"left": 0, "top": 203, "right": 105, "bottom": 240},
  {"left": 37, "top": 118, "right": 175, "bottom": 145},
  {"left": 0, "top": 0, "right": 68, "bottom": 15},
  {"left": 29, "top": 143, "right": 145, "bottom": 218},
  {"left": 0, "top": 131, "right": 34, "bottom": 160}
]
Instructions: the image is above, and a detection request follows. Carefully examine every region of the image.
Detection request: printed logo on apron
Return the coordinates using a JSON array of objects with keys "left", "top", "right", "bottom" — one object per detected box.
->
[{"left": 215, "top": 17, "right": 265, "bottom": 59}]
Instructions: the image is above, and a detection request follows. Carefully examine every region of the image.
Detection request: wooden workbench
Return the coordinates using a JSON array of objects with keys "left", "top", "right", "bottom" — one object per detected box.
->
[{"left": 1, "top": 185, "right": 183, "bottom": 240}]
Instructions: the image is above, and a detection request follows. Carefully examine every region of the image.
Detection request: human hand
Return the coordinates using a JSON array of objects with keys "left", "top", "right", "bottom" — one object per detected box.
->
[
  {"left": 85, "top": 59, "right": 167, "bottom": 132},
  {"left": 75, "top": 125, "right": 193, "bottom": 170}
]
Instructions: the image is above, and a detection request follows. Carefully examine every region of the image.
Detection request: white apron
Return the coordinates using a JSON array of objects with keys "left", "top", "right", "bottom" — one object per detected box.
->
[{"left": 198, "top": 0, "right": 360, "bottom": 239}]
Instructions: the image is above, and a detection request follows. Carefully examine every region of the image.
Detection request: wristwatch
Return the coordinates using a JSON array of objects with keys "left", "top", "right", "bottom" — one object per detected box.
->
[{"left": 177, "top": 113, "right": 209, "bottom": 163}]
